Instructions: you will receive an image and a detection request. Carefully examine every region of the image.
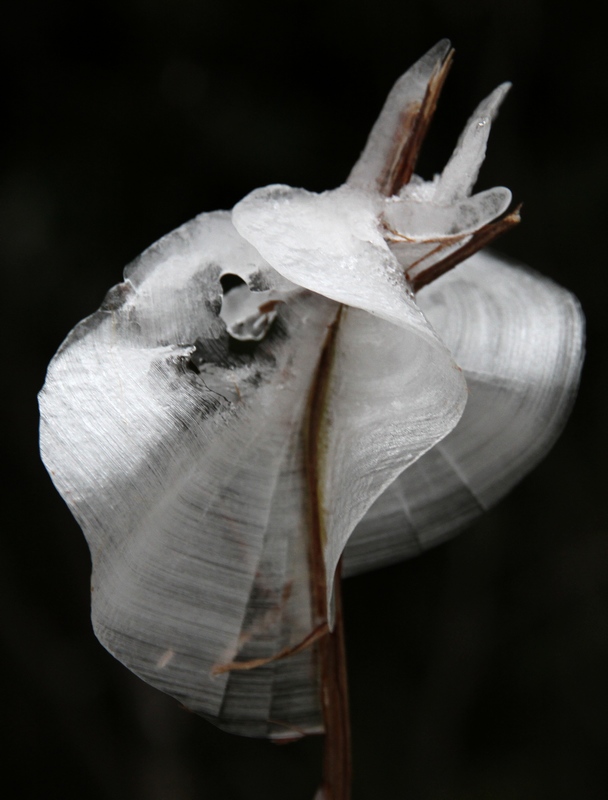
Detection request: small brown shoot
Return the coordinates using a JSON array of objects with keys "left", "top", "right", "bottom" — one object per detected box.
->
[
  {"left": 410, "top": 204, "right": 522, "bottom": 292},
  {"left": 211, "top": 621, "right": 329, "bottom": 676}
]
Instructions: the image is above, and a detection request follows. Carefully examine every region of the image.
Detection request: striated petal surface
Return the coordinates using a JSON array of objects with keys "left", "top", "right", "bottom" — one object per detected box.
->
[
  {"left": 39, "top": 41, "right": 585, "bottom": 750},
  {"left": 39, "top": 211, "right": 337, "bottom": 734},
  {"left": 344, "top": 250, "right": 585, "bottom": 575},
  {"left": 319, "top": 304, "right": 468, "bottom": 604}
]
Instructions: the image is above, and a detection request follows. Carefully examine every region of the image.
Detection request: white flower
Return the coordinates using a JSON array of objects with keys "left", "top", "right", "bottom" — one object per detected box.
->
[{"left": 39, "top": 40, "right": 584, "bottom": 740}]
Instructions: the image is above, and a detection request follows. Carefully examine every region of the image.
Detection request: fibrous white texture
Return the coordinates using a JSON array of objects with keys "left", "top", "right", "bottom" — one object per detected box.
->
[
  {"left": 39, "top": 41, "right": 584, "bottom": 739},
  {"left": 344, "top": 251, "right": 584, "bottom": 573}
]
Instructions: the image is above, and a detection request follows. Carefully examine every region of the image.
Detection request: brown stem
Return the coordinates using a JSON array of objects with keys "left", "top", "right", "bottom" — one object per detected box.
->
[
  {"left": 410, "top": 204, "right": 522, "bottom": 292},
  {"left": 306, "top": 306, "right": 352, "bottom": 800},
  {"left": 381, "top": 47, "right": 454, "bottom": 197},
  {"left": 318, "top": 560, "right": 351, "bottom": 800}
]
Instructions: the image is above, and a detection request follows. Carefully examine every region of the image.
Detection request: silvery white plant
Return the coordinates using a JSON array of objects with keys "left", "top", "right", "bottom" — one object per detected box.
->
[{"left": 39, "top": 41, "right": 584, "bottom": 798}]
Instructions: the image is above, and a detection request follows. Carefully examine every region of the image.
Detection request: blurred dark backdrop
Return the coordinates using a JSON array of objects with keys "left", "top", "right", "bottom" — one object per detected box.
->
[{"left": 2, "top": 1, "right": 606, "bottom": 798}]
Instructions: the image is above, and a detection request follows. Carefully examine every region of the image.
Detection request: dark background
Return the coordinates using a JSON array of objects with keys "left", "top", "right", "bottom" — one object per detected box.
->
[{"left": 2, "top": 1, "right": 606, "bottom": 798}]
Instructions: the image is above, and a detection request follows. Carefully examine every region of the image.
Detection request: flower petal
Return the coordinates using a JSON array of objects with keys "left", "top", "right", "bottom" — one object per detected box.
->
[
  {"left": 320, "top": 304, "right": 468, "bottom": 602},
  {"left": 343, "top": 250, "right": 584, "bottom": 575},
  {"left": 39, "top": 211, "right": 337, "bottom": 736},
  {"left": 233, "top": 183, "right": 436, "bottom": 340}
]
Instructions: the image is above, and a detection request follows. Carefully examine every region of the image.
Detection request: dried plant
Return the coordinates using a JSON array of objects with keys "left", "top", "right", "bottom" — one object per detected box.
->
[{"left": 39, "top": 41, "right": 584, "bottom": 799}]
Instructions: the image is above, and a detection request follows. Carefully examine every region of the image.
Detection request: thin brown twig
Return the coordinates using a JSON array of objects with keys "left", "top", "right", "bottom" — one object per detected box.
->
[
  {"left": 410, "top": 205, "right": 522, "bottom": 292},
  {"left": 211, "top": 621, "right": 330, "bottom": 675}
]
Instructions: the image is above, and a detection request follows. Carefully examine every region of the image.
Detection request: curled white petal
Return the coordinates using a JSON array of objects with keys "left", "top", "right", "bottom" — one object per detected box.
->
[
  {"left": 40, "top": 212, "right": 337, "bottom": 737},
  {"left": 344, "top": 250, "right": 585, "bottom": 574},
  {"left": 233, "top": 183, "right": 436, "bottom": 341},
  {"left": 320, "top": 305, "right": 468, "bottom": 608}
]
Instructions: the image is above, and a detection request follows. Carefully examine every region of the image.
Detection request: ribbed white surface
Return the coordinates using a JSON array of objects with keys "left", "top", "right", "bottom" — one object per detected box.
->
[
  {"left": 344, "top": 251, "right": 585, "bottom": 574},
  {"left": 39, "top": 44, "right": 585, "bottom": 742},
  {"left": 40, "top": 212, "right": 336, "bottom": 736}
]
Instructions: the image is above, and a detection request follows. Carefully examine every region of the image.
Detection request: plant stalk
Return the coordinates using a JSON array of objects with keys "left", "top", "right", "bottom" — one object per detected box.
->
[
  {"left": 306, "top": 306, "right": 352, "bottom": 800},
  {"left": 318, "top": 560, "right": 351, "bottom": 800}
]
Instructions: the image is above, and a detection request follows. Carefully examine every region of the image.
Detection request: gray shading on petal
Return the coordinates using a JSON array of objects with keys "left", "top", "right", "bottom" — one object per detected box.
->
[
  {"left": 40, "top": 212, "right": 336, "bottom": 732},
  {"left": 344, "top": 250, "right": 585, "bottom": 576}
]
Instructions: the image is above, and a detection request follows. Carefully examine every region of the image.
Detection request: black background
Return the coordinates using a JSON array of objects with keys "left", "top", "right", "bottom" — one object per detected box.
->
[{"left": 2, "top": 1, "right": 606, "bottom": 798}]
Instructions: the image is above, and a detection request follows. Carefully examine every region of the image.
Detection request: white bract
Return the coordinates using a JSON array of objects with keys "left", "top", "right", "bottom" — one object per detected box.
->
[{"left": 39, "top": 41, "right": 584, "bottom": 740}]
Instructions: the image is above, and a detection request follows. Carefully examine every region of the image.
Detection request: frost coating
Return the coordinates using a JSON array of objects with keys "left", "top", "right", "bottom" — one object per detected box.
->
[
  {"left": 232, "top": 184, "right": 435, "bottom": 338},
  {"left": 39, "top": 42, "right": 584, "bottom": 740}
]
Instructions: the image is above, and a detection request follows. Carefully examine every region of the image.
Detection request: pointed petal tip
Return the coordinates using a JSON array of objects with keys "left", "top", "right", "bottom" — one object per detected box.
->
[
  {"left": 347, "top": 40, "right": 455, "bottom": 193},
  {"left": 434, "top": 81, "right": 512, "bottom": 204},
  {"left": 429, "top": 38, "right": 452, "bottom": 60},
  {"left": 416, "top": 39, "right": 454, "bottom": 81},
  {"left": 476, "top": 81, "right": 511, "bottom": 122}
]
